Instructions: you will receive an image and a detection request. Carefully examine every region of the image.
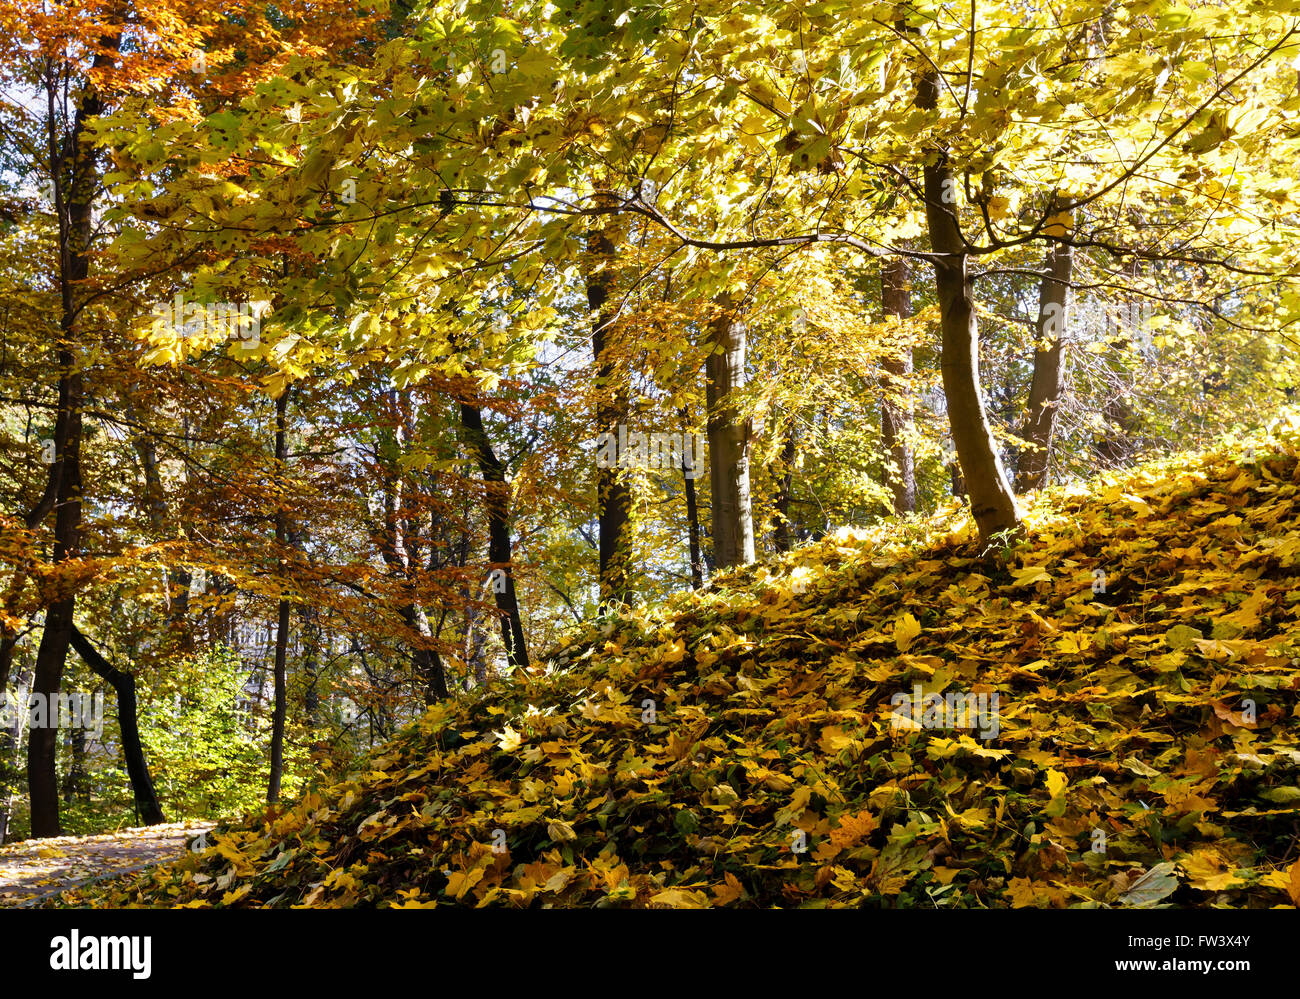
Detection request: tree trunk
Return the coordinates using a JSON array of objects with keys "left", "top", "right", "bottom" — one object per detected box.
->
[
  {"left": 401, "top": 606, "right": 449, "bottom": 703},
  {"left": 1016, "top": 234, "right": 1073, "bottom": 492},
  {"left": 26, "top": 33, "right": 120, "bottom": 839},
  {"left": 68, "top": 626, "right": 164, "bottom": 825},
  {"left": 705, "top": 302, "right": 755, "bottom": 568},
  {"left": 881, "top": 257, "right": 916, "bottom": 514},
  {"left": 681, "top": 407, "right": 705, "bottom": 588},
  {"left": 0, "top": 639, "right": 22, "bottom": 844},
  {"left": 0, "top": 663, "right": 30, "bottom": 845},
  {"left": 918, "top": 75, "right": 1022, "bottom": 544},
  {"left": 458, "top": 402, "right": 530, "bottom": 671},
  {"left": 268, "top": 391, "right": 290, "bottom": 805},
  {"left": 63, "top": 724, "right": 87, "bottom": 803},
  {"left": 301, "top": 605, "right": 320, "bottom": 725},
  {"left": 773, "top": 425, "right": 798, "bottom": 552},
  {"left": 587, "top": 193, "right": 634, "bottom": 605}
]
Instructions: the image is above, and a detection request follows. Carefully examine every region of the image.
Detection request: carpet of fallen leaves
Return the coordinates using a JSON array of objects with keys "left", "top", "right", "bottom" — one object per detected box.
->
[
  {"left": 1, "top": 822, "right": 212, "bottom": 907},
  {"left": 55, "top": 424, "right": 1300, "bottom": 909}
]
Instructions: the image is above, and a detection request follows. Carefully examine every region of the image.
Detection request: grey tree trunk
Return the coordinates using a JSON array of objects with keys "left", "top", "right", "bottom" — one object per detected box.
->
[
  {"left": 1016, "top": 235, "right": 1074, "bottom": 492},
  {"left": 918, "top": 74, "right": 1023, "bottom": 544},
  {"left": 705, "top": 302, "right": 755, "bottom": 568},
  {"left": 880, "top": 257, "right": 916, "bottom": 514}
]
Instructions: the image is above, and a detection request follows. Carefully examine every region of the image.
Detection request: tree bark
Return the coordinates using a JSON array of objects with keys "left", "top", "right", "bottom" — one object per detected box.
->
[
  {"left": 458, "top": 402, "right": 530, "bottom": 671},
  {"left": 705, "top": 302, "right": 755, "bottom": 568},
  {"left": 26, "top": 31, "right": 120, "bottom": 839},
  {"left": 773, "top": 425, "right": 798, "bottom": 552},
  {"left": 918, "top": 74, "right": 1022, "bottom": 544},
  {"left": 680, "top": 407, "right": 705, "bottom": 587},
  {"left": 0, "top": 662, "right": 30, "bottom": 845},
  {"left": 68, "top": 626, "right": 164, "bottom": 825},
  {"left": 267, "top": 391, "right": 290, "bottom": 805},
  {"left": 587, "top": 193, "right": 634, "bottom": 605},
  {"left": 881, "top": 257, "right": 916, "bottom": 514},
  {"left": 1016, "top": 234, "right": 1073, "bottom": 492},
  {"left": 0, "top": 637, "right": 21, "bottom": 844}
]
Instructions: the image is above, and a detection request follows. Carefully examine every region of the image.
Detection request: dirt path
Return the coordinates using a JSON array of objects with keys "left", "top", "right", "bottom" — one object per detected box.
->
[{"left": 0, "top": 821, "right": 212, "bottom": 907}]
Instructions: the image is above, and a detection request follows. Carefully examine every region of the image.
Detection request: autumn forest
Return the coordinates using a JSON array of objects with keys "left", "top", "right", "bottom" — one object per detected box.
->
[{"left": 1, "top": 0, "right": 1299, "bottom": 939}]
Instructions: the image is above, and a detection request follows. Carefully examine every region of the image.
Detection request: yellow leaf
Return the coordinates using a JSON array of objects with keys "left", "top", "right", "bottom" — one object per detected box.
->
[
  {"left": 547, "top": 819, "right": 577, "bottom": 842},
  {"left": 1182, "top": 848, "right": 1243, "bottom": 892},
  {"left": 893, "top": 612, "right": 921, "bottom": 652},
  {"left": 1045, "top": 770, "right": 1068, "bottom": 799},
  {"left": 818, "top": 725, "right": 854, "bottom": 753},
  {"left": 710, "top": 872, "right": 744, "bottom": 905},
  {"left": 446, "top": 868, "right": 484, "bottom": 900},
  {"left": 1011, "top": 565, "right": 1052, "bottom": 586},
  {"left": 649, "top": 887, "right": 709, "bottom": 908}
]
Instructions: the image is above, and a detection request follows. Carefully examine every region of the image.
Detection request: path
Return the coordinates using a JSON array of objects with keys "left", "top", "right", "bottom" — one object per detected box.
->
[{"left": 0, "top": 820, "right": 212, "bottom": 907}]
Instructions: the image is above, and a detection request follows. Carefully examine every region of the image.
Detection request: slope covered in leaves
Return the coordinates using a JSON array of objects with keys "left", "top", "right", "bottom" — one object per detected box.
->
[{"left": 62, "top": 427, "right": 1300, "bottom": 908}]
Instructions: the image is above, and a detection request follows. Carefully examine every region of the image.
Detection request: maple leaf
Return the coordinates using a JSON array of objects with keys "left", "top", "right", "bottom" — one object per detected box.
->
[
  {"left": 649, "top": 887, "right": 709, "bottom": 908},
  {"left": 893, "top": 612, "right": 921, "bottom": 652},
  {"left": 710, "top": 873, "right": 745, "bottom": 906}
]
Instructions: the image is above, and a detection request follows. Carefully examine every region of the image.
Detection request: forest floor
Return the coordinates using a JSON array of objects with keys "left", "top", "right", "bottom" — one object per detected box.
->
[
  {"left": 30, "top": 425, "right": 1300, "bottom": 908},
  {"left": 0, "top": 821, "right": 212, "bottom": 907},
  {"left": 57, "top": 428, "right": 1300, "bottom": 909}
]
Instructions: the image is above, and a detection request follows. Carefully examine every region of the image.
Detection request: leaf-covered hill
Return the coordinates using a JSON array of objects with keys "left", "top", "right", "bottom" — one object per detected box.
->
[{"left": 61, "top": 426, "right": 1300, "bottom": 908}]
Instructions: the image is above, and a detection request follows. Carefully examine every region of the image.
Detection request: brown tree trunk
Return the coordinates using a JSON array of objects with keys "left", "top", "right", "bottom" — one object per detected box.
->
[
  {"left": 1016, "top": 233, "right": 1073, "bottom": 492},
  {"left": 27, "top": 371, "right": 85, "bottom": 837},
  {"left": 26, "top": 33, "right": 119, "bottom": 839},
  {"left": 918, "top": 74, "right": 1022, "bottom": 544},
  {"left": 705, "top": 302, "right": 755, "bottom": 568},
  {"left": 880, "top": 256, "right": 916, "bottom": 514},
  {"left": 69, "top": 625, "right": 164, "bottom": 824},
  {"left": 458, "top": 402, "right": 530, "bottom": 671},
  {"left": 587, "top": 193, "right": 634, "bottom": 605}
]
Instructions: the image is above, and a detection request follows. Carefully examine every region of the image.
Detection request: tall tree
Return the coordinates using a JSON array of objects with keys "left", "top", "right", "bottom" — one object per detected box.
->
[
  {"left": 586, "top": 192, "right": 634, "bottom": 605},
  {"left": 25, "top": 28, "right": 121, "bottom": 837},
  {"left": 917, "top": 67, "right": 1023, "bottom": 542}
]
